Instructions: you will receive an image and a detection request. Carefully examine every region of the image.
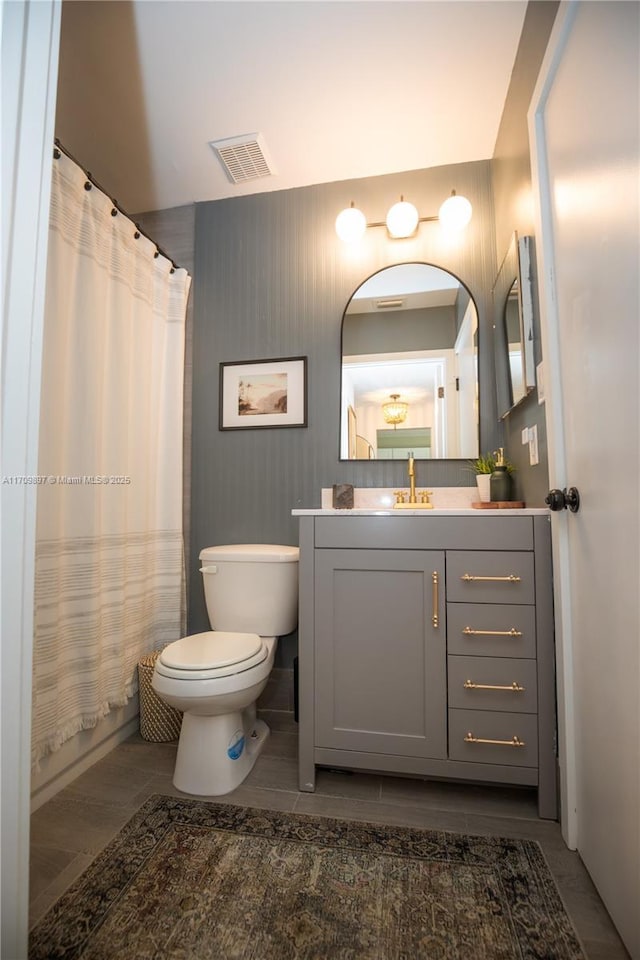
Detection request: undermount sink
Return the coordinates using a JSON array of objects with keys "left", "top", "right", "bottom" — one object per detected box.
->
[{"left": 393, "top": 501, "right": 434, "bottom": 510}]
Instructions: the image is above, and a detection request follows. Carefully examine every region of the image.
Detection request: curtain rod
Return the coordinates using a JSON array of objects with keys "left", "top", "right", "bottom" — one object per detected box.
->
[{"left": 53, "top": 138, "right": 186, "bottom": 274}]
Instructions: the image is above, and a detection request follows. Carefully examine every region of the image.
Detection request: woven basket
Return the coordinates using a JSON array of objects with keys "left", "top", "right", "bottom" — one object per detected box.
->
[{"left": 138, "top": 650, "right": 183, "bottom": 742}]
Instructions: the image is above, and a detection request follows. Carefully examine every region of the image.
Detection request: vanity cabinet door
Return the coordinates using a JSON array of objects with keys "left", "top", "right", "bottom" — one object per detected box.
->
[{"left": 314, "top": 549, "right": 446, "bottom": 759}]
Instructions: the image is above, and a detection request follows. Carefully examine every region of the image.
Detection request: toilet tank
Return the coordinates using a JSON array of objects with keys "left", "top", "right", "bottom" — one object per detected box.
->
[{"left": 199, "top": 544, "right": 299, "bottom": 636}]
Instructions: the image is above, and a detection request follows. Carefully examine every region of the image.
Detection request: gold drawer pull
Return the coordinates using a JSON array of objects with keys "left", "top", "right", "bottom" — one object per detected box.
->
[
  {"left": 463, "top": 680, "right": 525, "bottom": 692},
  {"left": 462, "top": 627, "right": 523, "bottom": 637},
  {"left": 464, "top": 733, "right": 526, "bottom": 747},
  {"left": 461, "top": 574, "right": 521, "bottom": 583},
  {"left": 432, "top": 571, "right": 439, "bottom": 628}
]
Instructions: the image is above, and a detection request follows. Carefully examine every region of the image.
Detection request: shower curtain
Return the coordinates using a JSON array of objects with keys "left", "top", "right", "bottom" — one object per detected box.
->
[{"left": 31, "top": 149, "right": 191, "bottom": 766}]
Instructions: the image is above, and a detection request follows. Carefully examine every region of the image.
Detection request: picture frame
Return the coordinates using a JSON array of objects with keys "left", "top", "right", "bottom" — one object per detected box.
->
[{"left": 219, "top": 356, "right": 307, "bottom": 430}]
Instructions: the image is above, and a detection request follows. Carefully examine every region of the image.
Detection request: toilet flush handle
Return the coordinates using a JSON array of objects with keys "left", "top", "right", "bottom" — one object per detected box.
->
[{"left": 199, "top": 565, "right": 218, "bottom": 574}]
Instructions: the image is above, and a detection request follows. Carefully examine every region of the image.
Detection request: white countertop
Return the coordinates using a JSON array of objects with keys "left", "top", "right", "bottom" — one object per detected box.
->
[
  {"left": 291, "top": 487, "right": 549, "bottom": 517},
  {"left": 292, "top": 507, "right": 549, "bottom": 516}
]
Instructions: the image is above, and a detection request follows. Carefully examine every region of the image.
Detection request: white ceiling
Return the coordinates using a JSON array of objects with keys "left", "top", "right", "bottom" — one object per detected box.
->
[
  {"left": 348, "top": 263, "right": 460, "bottom": 313},
  {"left": 55, "top": 0, "right": 528, "bottom": 214},
  {"left": 344, "top": 357, "right": 443, "bottom": 403}
]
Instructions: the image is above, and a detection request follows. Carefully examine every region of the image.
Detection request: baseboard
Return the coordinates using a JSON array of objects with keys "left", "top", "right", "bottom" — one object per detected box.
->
[{"left": 30, "top": 699, "right": 140, "bottom": 812}]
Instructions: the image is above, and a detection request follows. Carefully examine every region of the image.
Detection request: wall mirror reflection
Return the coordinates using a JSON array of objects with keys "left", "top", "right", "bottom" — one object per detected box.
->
[
  {"left": 493, "top": 234, "right": 536, "bottom": 418},
  {"left": 340, "top": 263, "right": 479, "bottom": 460}
]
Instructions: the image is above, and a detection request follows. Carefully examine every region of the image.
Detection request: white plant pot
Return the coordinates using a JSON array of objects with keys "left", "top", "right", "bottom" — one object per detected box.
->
[{"left": 476, "top": 474, "right": 491, "bottom": 503}]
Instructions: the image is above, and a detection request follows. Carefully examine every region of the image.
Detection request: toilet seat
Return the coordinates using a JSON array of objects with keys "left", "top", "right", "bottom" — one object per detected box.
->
[{"left": 156, "top": 631, "right": 268, "bottom": 681}]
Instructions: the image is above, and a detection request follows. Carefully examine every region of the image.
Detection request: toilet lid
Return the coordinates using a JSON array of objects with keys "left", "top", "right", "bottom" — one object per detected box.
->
[{"left": 159, "top": 631, "right": 263, "bottom": 671}]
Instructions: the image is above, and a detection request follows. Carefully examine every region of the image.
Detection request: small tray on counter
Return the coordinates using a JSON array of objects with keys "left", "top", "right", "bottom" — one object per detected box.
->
[{"left": 471, "top": 501, "right": 526, "bottom": 509}]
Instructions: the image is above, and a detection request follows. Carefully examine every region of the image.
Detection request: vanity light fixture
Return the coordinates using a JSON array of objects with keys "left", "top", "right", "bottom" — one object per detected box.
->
[
  {"left": 438, "top": 190, "right": 473, "bottom": 232},
  {"left": 335, "top": 202, "right": 367, "bottom": 243},
  {"left": 386, "top": 196, "right": 420, "bottom": 238},
  {"left": 382, "top": 393, "right": 409, "bottom": 427},
  {"left": 335, "top": 190, "right": 472, "bottom": 242}
]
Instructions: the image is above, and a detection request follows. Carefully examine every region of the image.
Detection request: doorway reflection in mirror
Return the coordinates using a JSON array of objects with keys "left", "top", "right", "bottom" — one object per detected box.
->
[{"left": 505, "top": 278, "right": 526, "bottom": 404}]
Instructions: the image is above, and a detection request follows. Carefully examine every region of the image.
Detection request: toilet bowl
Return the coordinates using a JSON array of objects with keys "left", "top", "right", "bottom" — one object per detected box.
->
[{"left": 151, "top": 544, "right": 298, "bottom": 796}]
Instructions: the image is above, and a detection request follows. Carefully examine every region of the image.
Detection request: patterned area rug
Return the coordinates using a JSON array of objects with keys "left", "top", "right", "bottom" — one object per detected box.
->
[{"left": 29, "top": 794, "right": 584, "bottom": 960}]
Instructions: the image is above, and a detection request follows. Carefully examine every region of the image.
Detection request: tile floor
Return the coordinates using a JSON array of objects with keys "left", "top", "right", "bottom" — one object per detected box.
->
[{"left": 30, "top": 711, "right": 630, "bottom": 960}]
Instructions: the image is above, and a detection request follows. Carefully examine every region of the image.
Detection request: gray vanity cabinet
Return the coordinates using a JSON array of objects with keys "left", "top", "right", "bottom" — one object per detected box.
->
[
  {"left": 296, "top": 513, "right": 557, "bottom": 819},
  {"left": 314, "top": 549, "right": 446, "bottom": 759}
]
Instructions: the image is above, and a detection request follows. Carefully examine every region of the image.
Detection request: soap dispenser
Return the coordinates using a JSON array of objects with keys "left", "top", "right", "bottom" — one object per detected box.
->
[{"left": 490, "top": 448, "right": 512, "bottom": 502}]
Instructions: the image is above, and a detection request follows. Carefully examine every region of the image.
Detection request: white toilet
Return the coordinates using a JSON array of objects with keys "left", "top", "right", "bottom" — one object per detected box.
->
[{"left": 152, "top": 543, "right": 299, "bottom": 796}]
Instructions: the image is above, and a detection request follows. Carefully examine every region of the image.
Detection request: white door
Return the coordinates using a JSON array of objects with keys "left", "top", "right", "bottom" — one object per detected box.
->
[
  {"left": 1, "top": 2, "right": 61, "bottom": 955},
  {"left": 529, "top": 2, "right": 639, "bottom": 956}
]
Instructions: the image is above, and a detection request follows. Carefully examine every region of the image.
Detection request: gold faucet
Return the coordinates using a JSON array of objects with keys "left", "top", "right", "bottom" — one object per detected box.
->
[
  {"left": 408, "top": 451, "right": 417, "bottom": 503},
  {"left": 393, "top": 452, "right": 434, "bottom": 509}
]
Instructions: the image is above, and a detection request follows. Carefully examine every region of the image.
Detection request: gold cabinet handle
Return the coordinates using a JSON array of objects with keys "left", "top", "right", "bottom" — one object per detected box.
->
[
  {"left": 463, "top": 680, "right": 525, "bottom": 692},
  {"left": 432, "top": 571, "right": 439, "bottom": 628},
  {"left": 464, "top": 733, "right": 526, "bottom": 747},
  {"left": 462, "top": 627, "right": 523, "bottom": 637},
  {"left": 461, "top": 574, "right": 521, "bottom": 583}
]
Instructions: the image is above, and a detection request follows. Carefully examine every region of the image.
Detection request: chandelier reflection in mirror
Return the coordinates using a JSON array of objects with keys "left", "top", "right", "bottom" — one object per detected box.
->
[
  {"left": 382, "top": 394, "right": 409, "bottom": 427},
  {"left": 335, "top": 191, "right": 472, "bottom": 242}
]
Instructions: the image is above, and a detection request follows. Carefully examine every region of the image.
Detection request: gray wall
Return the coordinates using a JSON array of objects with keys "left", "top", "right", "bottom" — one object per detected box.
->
[
  {"left": 491, "top": 0, "right": 559, "bottom": 506},
  {"left": 343, "top": 305, "right": 457, "bottom": 355},
  {"left": 190, "top": 159, "right": 499, "bottom": 638}
]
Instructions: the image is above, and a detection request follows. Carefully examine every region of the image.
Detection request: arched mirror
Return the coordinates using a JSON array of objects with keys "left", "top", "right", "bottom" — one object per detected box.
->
[
  {"left": 494, "top": 233, "right": 536, "bottom": 418},
  {"left": 340, "top": 263, "right": 479, "bottom": 460}
]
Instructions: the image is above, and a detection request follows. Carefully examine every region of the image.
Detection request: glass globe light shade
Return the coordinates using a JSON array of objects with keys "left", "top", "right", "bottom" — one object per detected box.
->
[
  {"left": 386, "top": 199, "right": 419, "bottom": 239},
  {"left": 335, "top": 205, "right": 367, "bottom": 242},
  {"left": 438, "top": 193, "right": 473, "bottom": 231}
]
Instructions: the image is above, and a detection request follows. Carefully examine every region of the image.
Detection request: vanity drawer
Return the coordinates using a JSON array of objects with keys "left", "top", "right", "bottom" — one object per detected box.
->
[
  {"left": 447, "top": 603, "right": 536, "bottom": 658},
  {"left": 448, "top": 656, "right": 537, "bottom": 713},
  {"left": 448, "top": 709, "right": 538, "bottom": 768},
  {"left": 313, "top": 517, "right": 534, "bottom": 551},
  {"left": 446, "top": 551, "right": 535, "bottom": 604}
]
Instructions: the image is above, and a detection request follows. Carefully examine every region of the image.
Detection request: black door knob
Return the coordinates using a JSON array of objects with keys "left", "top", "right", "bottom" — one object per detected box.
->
[
  {"left": 545, "top": 487, "right": 580, "bottom": 513},
  {"left": 545, "top": 489, "right": 565, "bottom": 511}
]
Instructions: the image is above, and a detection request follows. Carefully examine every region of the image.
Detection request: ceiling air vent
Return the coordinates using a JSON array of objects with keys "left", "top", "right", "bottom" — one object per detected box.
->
[
  {"left": 209, "top": 133, "right": 275, "bottom": 184},
  {"left": 375, "top": 298, "right": 405, "bottom": 309}
]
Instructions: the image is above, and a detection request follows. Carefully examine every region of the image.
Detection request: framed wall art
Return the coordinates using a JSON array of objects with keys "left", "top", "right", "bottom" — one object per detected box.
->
[{"left": 219, "top": 356, "right": 307, "bottom": 430}]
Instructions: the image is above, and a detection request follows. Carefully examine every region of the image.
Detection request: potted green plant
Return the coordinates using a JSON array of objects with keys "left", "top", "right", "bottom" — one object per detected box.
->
[{"left": 468, "top": 451, "right": 514, "bottom": 502}]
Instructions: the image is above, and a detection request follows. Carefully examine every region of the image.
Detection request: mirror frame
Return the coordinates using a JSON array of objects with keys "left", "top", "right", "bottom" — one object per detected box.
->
[
  {"left": 493, "top": 233, "right": 536, "bottom": 418},
  {"left": 339, "top": 261, "right": 480, "bottom": 461}
]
